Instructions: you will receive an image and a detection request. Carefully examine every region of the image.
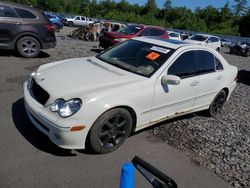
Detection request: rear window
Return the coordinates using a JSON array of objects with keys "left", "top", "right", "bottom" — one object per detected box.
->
[
  {"left": 14, "top": 8, "right": 36, "bottom": 19},
  {"left": 0, "top": 6, "right": 17, "bottom": 18}
]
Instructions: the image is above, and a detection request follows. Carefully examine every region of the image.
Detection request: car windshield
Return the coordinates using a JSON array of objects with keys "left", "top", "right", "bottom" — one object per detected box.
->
[
  {"left": 118, "top": 25, "right": 143, "bottom": 35},
  {"left": 96, "top": 40, "right": 174, "bottom": 77},
  {"left": 190, "top": 35, "right": 208, "bottom": 41}
]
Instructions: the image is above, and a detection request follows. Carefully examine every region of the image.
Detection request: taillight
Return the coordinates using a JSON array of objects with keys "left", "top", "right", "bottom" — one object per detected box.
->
[{"left": 45, "top": 24, "right": 55, "bottom": 32}]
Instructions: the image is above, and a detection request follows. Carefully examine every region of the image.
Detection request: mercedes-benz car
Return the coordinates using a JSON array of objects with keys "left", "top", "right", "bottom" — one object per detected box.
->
[{"left": 23, "top": 37, "right": 238, "bottom": 153}]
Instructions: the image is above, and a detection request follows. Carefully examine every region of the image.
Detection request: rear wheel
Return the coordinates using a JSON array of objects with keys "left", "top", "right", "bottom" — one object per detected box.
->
[
  {"left": 208, "top": 90, "right": 227, "bottom": 117},
  {"left": 68, "top": 21, "right": 74, "bottom": 27},
  {"left": 16, "top": 36, "right": 40, "bottom": 58},
  {"left": 89, "top": 108, "right": 133, "bottom": 153}
]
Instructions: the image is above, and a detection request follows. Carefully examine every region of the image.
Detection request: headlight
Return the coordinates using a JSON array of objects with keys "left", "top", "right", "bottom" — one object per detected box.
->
[
  {"left": 27, "top": 72, "right": 36, "bottom": 90},
  {"left": 50, "top": 98, "right": 82, "bottom": 118},
  {"left": 114, "top": 38, "right": 127, "bottom": 42}
]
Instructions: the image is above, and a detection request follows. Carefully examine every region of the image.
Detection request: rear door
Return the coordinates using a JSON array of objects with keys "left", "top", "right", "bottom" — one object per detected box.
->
[
  {"left": 0, "top": 5, "right": 21, "bottom": 48},
  {"left": 193, "top": 50, "right": 223, "bottom": 108}
]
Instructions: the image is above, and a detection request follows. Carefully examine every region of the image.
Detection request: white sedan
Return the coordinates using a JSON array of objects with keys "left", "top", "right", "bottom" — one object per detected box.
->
[
  {"left": 185, "top": 34, "right": 221, "bottom": 51},
  {"left": 23, "top": 37, "right": 238, "bottom": 153}
]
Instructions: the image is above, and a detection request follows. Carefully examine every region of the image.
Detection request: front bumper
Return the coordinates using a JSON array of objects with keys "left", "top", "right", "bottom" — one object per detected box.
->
[{"left": 23, "top": 81, "right": 90, "bottom": 149}]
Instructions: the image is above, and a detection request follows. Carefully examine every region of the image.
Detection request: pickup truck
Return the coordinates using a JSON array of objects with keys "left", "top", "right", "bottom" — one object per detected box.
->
[{"left": 65, "top": 16, "right": 94, "bottom": 27}]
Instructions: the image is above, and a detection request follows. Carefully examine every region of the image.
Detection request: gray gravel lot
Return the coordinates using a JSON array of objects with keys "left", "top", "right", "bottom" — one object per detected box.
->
[
  {"left": 0, "top": 26, "right": 248, "bottom": 188},
  {"left": 152, "top": 48, "right": 250, "bottom": 187}
]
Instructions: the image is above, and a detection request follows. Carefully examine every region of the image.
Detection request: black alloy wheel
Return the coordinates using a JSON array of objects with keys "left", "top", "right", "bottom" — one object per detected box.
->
[
  {"left": 89, "top": 108, "right": 133, "bottom": 154},
  {"left": 209, "top": 90, "right": 227, "bottom": 117}
]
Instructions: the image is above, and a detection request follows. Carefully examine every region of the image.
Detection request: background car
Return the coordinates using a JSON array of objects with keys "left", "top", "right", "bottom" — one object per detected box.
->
[
  {"left": 185, "top": 34, "right": 221, "bottom": 51},
  {"left": 24, "top": 37, "right": 237, "bottom": 154},
  {"left": 221, "top": 38, "right": 232, "bottom": 47},
  {"left": 167, "top": 31, "right": 182, "bottom": 41},
  {"left": 65, "top": 15, "right": 94, "bottom": 27},
  {"left": 44, "top": 12, "right": 64, "bottom": 31},
  {"left": 0, "top": 2, "right": 56, "bottom": 58},
  {"left": 229, "top": 41, "right": 250, "bottom": 57},
  {"left": 99, "top": 24, "right": 169, "bottom": 49}
]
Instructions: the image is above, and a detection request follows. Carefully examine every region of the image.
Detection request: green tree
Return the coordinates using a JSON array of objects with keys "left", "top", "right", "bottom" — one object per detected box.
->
[
  {"left": 142, "top": 0, "right": 157, "bottom": 16},
  {"left": 233, "top": 0, "right": 248, "bottom": 16}
]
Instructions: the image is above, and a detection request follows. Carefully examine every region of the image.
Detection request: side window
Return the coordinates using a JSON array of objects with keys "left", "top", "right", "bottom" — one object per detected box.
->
[
  {"left": 151, "top": 29, "right": 165, "bottom": 36},
  {"left": 81, "top": 17, "right": 86, "bottom": 20},
  {"left": 75, "top": 16, "right": 80, "bottom": 20},
  {"left": 196, "top": 50, "right": 215, "bottom": 74},
  {"left": 169, "top": 33, "right": 177, "bottom": 37},
  {"left": 168, "top": 51, "right": 196, "bottom": 79},
  {"left": 140, "top": 28, "right": 151, "bottom": 36},
  {"left": 0, "top": 6, "right": 17, "bottom": 18},
  {"left": 215, "top": 57, "right": 223, "bottom": 71},
  {"left": 14, "top": 8, "right": 36, "bottom": 18}
]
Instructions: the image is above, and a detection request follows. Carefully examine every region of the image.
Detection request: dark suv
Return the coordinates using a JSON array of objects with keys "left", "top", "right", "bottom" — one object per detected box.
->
[{"left": 0, "top": 2, "right": 56, "bottom": 57}]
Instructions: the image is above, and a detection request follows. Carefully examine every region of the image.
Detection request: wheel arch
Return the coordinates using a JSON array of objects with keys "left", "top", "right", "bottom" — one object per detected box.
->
[
  {"left": 14, "top": 32, "right": 43, "bottom": 49},
  {"left": 221, "top": 87, "right": 229, "bottom": 100}
]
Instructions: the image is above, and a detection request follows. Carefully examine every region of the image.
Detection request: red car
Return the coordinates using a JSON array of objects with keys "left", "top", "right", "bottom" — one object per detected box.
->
[{"left": 99, "top": 24, "right": 169, "bottom": 49}]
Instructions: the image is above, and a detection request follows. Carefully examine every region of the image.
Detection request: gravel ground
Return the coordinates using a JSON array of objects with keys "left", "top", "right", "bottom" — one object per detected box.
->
[
  {"left": 152, "top": 48, "right": 250, "bottom": 187},
  {"left": 26, "top": 27, "right": 250, "bottom": 187}
]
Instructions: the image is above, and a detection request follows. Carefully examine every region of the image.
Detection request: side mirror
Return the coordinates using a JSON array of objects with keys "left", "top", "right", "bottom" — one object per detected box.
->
[{"left": 161, "top": 75, "right": 181, "bottom": 85}]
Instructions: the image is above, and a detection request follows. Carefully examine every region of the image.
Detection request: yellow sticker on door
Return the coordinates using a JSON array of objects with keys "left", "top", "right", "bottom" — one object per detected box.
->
[{"left": 146, "top": 52, "right": 160, "bottom": 61}]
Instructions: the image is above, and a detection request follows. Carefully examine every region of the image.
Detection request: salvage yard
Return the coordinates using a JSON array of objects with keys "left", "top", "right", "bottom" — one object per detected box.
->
[{"left": 0, "top": 27, "right": 249, "bottom": 188}]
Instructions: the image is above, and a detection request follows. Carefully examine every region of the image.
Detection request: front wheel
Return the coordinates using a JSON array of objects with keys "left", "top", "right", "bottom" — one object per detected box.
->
[
  {"left": 208, "top": 90, "right": 227, "bottom": 117},
  {"left": 89, "top": 108, "right": 133, "bottom": 154}
]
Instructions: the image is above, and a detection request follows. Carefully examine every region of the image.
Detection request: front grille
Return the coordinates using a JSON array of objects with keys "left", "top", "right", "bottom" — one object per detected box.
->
[{"left": 31, "top": 79, "right": 50, "bottom": 105}]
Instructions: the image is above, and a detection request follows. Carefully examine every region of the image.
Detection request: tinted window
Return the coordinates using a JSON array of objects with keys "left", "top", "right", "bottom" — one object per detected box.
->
[
  {"left": 151, "top": 28, "right": 165, "bottom": 36},
  {"left": 168, "top": 51, "right": 196, "bottom": 79},
  {"left": 196, "top": 50, "right": 215, "bottom": 74},
  {"left": 169, "top": 33, "right": 178, "bottom": 37},
  {"left": 209, "top": 37, "right": 219, "bottom": 43},
  {"left": 75, "top": 16, "right": 80, "bottom": 20},
  {"left": 140, "top": 28, "right": 151, "bottom": 36},
  {"left": 0, "top": 6, "right": 17, "bottom": 18},
  {"left": 215, "top": 57, "right": 223, "bottom": 70},
  {"left": 14, "top": 8, "right": 36, "bottom": 18}
]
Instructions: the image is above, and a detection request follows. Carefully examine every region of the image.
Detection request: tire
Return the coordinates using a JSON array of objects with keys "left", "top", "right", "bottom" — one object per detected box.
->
[
  {"left": 208, "top": 90, "right": 227, "bottom": 117},
  {"left": 89, "top": 108, "right": 133, "bottom": 154},
  {"left": 16, "top": 36, "right": 40, "bottom": 58},
  {"left": 68, "top": 21, "right": 74, "bottom": 27}
]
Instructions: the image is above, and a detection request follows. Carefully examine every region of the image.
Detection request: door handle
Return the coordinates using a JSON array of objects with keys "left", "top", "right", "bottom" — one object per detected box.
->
[{"left": 190, "top": 81, "right": 199, "bottom": 86}]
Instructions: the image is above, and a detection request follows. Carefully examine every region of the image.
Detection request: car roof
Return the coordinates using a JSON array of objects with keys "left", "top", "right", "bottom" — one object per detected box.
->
[
  {"left": 0, "top": 1, "right": 41, "bottom": 12},
  {"left": 133, "top": 36, "right": 188, "bottom": 49},
  {"left": 194, "top": 33, "right": 219, "bottom": 38}
]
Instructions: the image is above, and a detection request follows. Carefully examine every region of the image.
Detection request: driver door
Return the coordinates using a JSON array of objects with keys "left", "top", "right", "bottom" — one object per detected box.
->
[{"left": 150, "top": 50, "right": 199, "bottom": 122}]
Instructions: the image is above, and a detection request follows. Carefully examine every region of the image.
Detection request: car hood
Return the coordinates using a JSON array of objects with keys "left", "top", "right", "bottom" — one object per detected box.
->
[
  {"left": 104, "top": 31, "right": 131, "bottom": 39},
  {"left": 33, "top": 57, "right": 144, "bottom": 103}
]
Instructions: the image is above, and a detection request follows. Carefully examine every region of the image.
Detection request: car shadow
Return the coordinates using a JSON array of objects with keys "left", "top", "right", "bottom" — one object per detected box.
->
[
  {"left": 12, "top": 98, "right": 77, "bottom": 156},
  {"left": 0, "top": 50, "right": 50, "bottom": 58},
  {"left": 237, "top": 70, "right": 250, "bottom": 86}
]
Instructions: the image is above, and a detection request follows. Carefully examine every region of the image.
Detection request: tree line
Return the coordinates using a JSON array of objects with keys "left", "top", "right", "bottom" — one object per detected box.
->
[{"left": 5, "top": 0, "right": 250, "bottom": 37}]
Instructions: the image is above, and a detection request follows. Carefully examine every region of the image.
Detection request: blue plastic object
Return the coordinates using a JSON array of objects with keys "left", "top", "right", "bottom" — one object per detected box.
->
[{"left": 119, "top": 162, "right": 135, "bottom": 188}]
